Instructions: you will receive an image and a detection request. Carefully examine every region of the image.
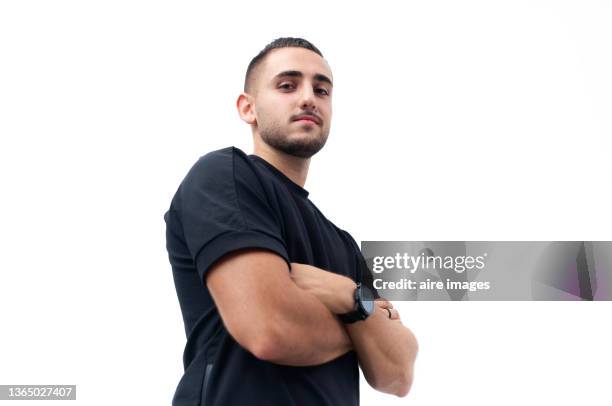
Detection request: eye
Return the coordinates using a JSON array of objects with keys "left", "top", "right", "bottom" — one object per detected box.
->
[
  {"left": 315, "top": 87, "right": 330, "bottom": 96},
  {"left": 278, "top": 82, "right": 295, "bottom": 91}
]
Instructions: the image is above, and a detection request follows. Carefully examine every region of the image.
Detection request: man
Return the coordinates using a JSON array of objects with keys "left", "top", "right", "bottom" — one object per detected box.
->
[{"left": 164, "top": 37, "right": 418, "bottom": 406}]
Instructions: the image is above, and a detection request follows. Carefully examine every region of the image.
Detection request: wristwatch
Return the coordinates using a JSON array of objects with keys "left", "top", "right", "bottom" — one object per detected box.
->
[{"left": 339, "top": 283, "right": 375, "bottom": 323}]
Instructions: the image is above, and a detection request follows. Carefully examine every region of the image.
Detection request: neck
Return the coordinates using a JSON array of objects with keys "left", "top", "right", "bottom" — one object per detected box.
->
[{"left": 252, "top": 140, "right": 310, "bottom": 188}]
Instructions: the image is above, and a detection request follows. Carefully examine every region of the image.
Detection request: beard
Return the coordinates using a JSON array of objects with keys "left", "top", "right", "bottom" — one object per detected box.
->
[{"left": 259, "top": 121, "right": 329, "bottom": 159}]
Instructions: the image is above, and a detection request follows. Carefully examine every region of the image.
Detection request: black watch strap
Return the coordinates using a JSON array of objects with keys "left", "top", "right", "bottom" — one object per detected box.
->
[{"left": 339, "top": 283, "right": 373, "bottom": 324}]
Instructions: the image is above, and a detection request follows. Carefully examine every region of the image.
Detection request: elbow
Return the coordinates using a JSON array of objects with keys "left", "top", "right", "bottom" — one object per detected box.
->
[
  {"left": 245, "top": 324, "right": 290, "bottom": 363},
  {"left": 371, "top": 367, "right": 414, "bottom": 398},
  {"left": 394, "top": 330, "right": 419, "bottom": 397},
  {"left": 225, "top": 312, "right": 299, "bottom": 363},
  {"left": 221, "top": 311, "right": 286, "bottom": 362},
  {"left": 395, "top": 332, "right": 419, "bottom": 397},
  {"left": 250, "top": 334, "right": 282, "bottom": 362},
  {"left": 374, "top": 332, "right": 419, "bottom": 397},
  {"left": 392, "top": 369, "right": 414, "bottom": 398}
]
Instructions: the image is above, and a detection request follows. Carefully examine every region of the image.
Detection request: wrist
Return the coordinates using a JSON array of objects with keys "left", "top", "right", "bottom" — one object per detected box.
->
[
  {"left": 338, "top": 282, "right": 376, "bottom": 324},
  {"left": 337, "top": 278, "right": 358, "bottom": 314}
]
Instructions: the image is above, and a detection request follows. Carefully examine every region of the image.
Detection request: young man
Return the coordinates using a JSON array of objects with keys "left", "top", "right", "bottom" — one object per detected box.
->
[{"left": 164, "top": 37, "right": 418, "bottom": 406}]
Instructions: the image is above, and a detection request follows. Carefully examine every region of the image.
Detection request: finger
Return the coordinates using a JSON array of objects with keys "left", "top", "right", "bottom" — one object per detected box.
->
[
  {"left": 375, "top": 298, "right": 393, "bottom": 309},
  {"left": 375, "top": 298, "right": 389, "bottom": 306},
  {"left": 387, "top": 308, "right": 400, "bottom": 320}
]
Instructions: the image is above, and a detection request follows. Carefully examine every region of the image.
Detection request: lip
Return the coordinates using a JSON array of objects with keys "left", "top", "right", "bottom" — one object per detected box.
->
[{"left": 293, "top": 114, "right": 321, "bottom": 125}]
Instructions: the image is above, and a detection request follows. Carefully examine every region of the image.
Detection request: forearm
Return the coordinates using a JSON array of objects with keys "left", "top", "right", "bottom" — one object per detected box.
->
[
  {"left": 289, "top": 262, "right": 418, "bottom": 396},
  {"left": 346, "top": 306, "right": 418, "bottom": 397},
  {"left": 261, "top": 284, "right": 353, "bottom": 366}
]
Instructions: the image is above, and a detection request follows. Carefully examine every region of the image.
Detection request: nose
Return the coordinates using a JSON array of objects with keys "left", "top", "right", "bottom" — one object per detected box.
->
[{"left": 298, "top": 85, "right": 317, "bottom": 111}]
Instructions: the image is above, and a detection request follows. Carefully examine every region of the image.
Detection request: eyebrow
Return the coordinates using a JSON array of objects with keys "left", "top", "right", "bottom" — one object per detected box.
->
[{"left": 273, "top": 70, "right": 333, "bottom": 87}]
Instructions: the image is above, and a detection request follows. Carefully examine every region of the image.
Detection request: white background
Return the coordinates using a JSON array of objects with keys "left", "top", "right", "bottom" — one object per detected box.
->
[{"left": 1, "top": 1, "right": 611, "bottom": 405}]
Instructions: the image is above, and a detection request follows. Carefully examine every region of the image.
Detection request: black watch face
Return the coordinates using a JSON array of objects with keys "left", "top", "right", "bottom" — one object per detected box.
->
[{"left": 360, "top": 286, "right": 375, "bottom": 315}]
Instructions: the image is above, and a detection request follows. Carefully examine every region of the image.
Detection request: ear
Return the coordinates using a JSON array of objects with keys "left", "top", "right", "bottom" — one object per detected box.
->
[{"left": 236, "top": 93, "right": 257, "bottom": 125}]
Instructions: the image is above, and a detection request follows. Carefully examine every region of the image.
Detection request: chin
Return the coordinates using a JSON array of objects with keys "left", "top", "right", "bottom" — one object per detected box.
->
[{"left": 290, "top": 127, "right": 324, "bottom": 140}]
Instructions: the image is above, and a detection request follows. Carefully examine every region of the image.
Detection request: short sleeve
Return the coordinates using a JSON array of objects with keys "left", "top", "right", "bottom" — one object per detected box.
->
[
  {"left": 342, "top": 230, "right": 381, "bottom": 300},
  {"left": 176, "top": 148, "right": 289, "bottom": 283}
]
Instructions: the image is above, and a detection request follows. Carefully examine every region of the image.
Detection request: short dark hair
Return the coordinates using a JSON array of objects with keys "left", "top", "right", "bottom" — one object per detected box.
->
[{"left": 244, "top": 37, "right": 324, "bottom": 92}]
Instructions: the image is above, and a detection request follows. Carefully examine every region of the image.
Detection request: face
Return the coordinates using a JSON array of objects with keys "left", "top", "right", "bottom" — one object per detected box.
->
[{"left": 249, "top": 47, "right": 333, "bottom": 158}]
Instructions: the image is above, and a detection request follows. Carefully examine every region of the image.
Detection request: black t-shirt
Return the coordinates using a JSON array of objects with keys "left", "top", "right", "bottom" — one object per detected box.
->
[{"left": 164, "top": 146, "right": 375, "bottom": 406}]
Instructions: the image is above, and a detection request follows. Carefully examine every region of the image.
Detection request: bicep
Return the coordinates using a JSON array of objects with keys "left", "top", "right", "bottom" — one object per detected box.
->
[{"left": 205, "top": 249, "right": 294, "bottom": 352}]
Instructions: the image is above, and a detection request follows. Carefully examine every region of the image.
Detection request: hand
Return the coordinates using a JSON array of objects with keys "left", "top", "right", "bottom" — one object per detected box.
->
[
  {"left": 375, "top": 298, "right": 401, "bottom": 321},
  {"left": 289, "top": 262, "right": 357, "bottom": 314}
]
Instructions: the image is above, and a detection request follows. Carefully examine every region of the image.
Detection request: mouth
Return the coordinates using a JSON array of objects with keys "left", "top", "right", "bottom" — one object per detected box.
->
[{"left": 293, "top": 114, "right": 321, "bottom": 126}]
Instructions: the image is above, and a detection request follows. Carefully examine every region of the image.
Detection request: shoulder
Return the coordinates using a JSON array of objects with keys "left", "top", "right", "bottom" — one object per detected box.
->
[
  {"left": 179, "top": 146, "right": 256, "bottom": 191},
  {"left": 183, "top": 146, "right": 244, "bottom": 182},
  {"left": 175, "top": 146, "right": 271, "bottom": 212}
]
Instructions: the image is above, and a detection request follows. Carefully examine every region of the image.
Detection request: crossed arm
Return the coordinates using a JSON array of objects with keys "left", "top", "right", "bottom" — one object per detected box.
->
[{"left": 206, "top": 249, "right": 418, "bottom": 397}]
